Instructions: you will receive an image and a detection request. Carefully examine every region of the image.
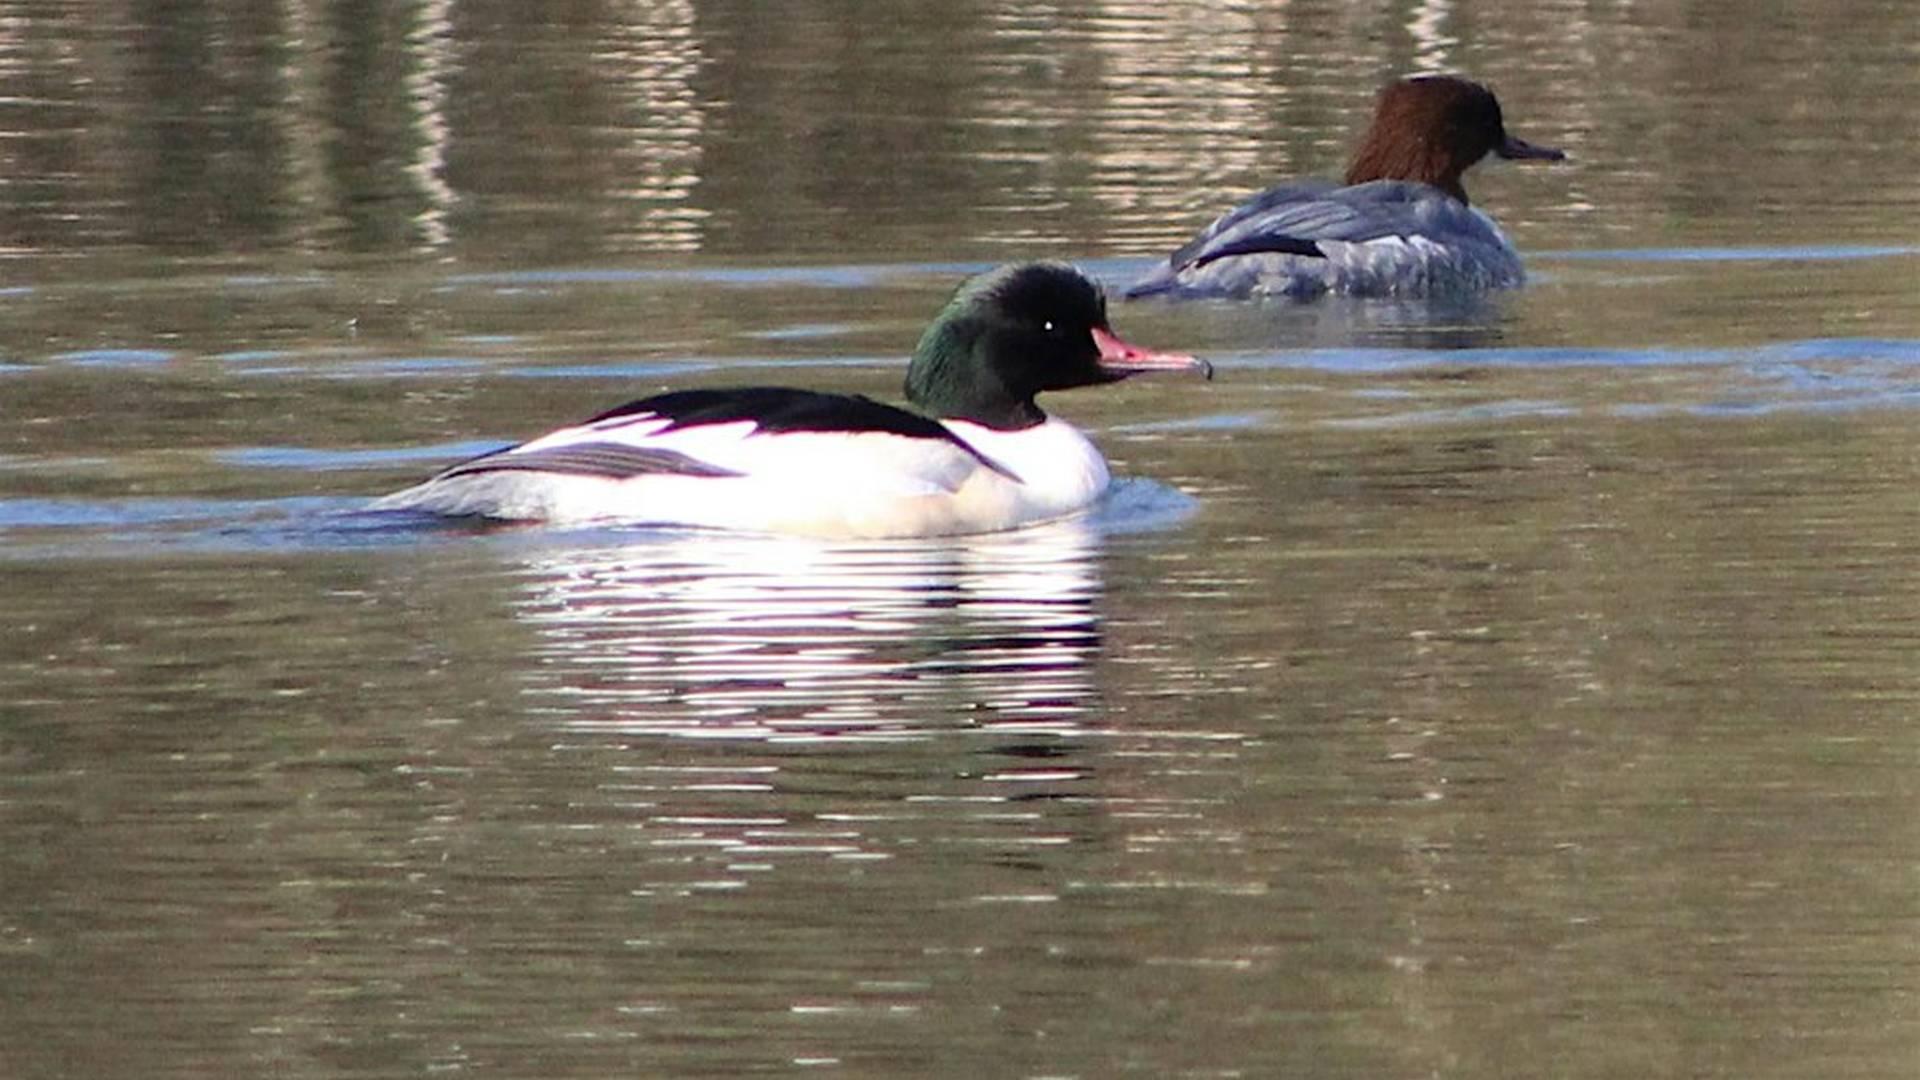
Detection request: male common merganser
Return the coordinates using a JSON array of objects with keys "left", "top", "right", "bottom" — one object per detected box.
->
[
  {"left": 372, "top": 262, "right": 1210, "bottom": 538},
  {"left": 1126, "top": 75, "right": 1565, "bottom": 300}
]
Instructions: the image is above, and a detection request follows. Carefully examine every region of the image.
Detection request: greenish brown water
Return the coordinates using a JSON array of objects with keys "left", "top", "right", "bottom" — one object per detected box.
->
[{"left": 4, "top": 3, "right": 1920, "bottom": 1078}]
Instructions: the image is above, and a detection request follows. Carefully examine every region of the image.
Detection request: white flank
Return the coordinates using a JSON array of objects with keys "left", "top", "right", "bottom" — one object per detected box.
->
[{"left": 373, "top": 412, "right": 1114, "bottom": 539}]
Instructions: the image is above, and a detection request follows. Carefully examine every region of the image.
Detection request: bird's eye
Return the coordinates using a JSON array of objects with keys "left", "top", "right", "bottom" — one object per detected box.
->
[{"left": 1042, "top": 320, "right": 1056, "bottom": 333}]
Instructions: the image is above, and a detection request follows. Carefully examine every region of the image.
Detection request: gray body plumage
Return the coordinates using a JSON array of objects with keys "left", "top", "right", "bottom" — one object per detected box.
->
[{"left": 1126, "top": 179, "right": 1526, "bottom": 300}]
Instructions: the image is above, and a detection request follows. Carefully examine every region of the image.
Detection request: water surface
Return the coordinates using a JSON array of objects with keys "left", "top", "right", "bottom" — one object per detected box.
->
[{"left": 4, "top": 3, "right": 1920, "bottom": 1077}]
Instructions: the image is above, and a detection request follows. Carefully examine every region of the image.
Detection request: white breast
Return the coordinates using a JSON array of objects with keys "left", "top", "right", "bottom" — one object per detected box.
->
[{"left": 940, "top": 417, "right": 1110, "bottom": 518}]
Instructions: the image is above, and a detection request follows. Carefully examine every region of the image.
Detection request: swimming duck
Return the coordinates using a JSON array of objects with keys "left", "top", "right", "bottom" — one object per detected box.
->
[
  {"left": 373, "top": 262, "right": 1210, "bottom": 537},
  {"left": 1125, "top": 75, "right": 1565, "bottom": 300}
]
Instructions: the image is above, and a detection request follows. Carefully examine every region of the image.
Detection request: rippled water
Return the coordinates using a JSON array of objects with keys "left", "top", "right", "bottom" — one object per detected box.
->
[{"left": 5, "top": 3, "right": 1920, "bottom": 1078}]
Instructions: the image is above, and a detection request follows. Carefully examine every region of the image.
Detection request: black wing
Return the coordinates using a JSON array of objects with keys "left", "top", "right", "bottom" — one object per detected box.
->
[{"left": 586, "top": 387, "right": 957, "bottom": 441}]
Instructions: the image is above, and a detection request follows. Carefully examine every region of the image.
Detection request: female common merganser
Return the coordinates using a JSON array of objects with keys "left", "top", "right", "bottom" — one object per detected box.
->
[
  {"left": 373, "top": 262, "right": 1210, "bottom": 538},
  {"left": 1126, "top": 75, "right": 1565, "bottom": 300}
]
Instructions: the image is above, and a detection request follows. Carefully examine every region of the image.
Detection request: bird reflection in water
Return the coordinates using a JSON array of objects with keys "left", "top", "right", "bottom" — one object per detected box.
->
[
  {"left": 504, "top": 517, "right": 1105, "bottom": 742},
  {"left": 465, "top": 493, "right": 1231, "bottom": 892}
]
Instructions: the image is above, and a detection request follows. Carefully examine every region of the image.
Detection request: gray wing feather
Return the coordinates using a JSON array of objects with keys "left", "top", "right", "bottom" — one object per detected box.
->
[
  {"left": 1171, "top": 180, "right": 1510, "bottom": 267},
  {"left": 438, "top": 441, "right": 743, "bottom": 481}
]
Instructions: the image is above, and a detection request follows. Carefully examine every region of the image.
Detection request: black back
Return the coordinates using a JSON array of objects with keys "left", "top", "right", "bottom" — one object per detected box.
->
[
  {"left": 448, "top": 386, "right": 1022, "bottom": 481},
  {"left": 585, "top": 387, "right": 956, "bottom": 440}
]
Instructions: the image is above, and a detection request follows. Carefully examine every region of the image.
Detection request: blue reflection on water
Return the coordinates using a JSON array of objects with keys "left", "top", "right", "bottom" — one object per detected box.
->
[
  {"left": 1540, "top": 244, "right": 1920, "bottom": 262},
  {"left": 0, "top": 478, "right": 1196, "bottom": 561},
  {"left": 215, "top": 441, "right": 507, "bottom": 471},
  {"left": 52, "top": 348, "right": 176, "bottom": 368},
  {"left": 1226, "top": 337, "right": 1920, "bottom": 374}
]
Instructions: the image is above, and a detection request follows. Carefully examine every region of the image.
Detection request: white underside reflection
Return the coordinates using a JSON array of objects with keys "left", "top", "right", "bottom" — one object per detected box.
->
[{"left": 505, "top": 518, "right": 1105, "bottom": 741}]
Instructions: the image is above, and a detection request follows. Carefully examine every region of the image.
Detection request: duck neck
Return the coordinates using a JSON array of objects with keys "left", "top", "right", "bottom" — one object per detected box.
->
[
  {"left": 1345, "top": 139, "right": 1471, "bottom": 204},
  {"left": 938, "top": 397, "right": 1047, "bottom": 431},
  {"left": 904, "top": 323, "right": 1047, "bottom": 431}
]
